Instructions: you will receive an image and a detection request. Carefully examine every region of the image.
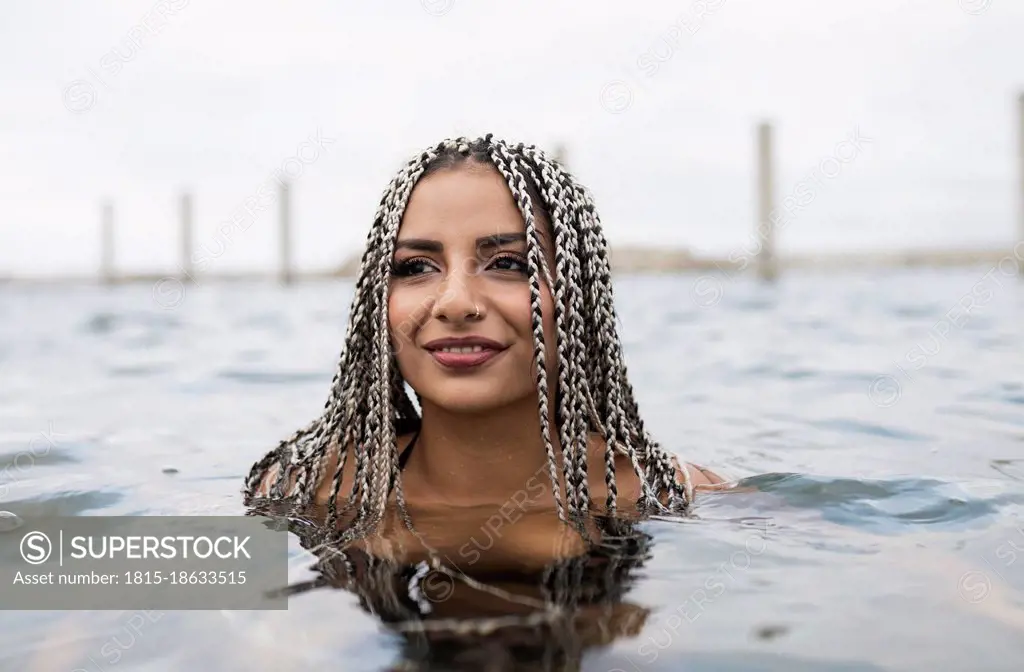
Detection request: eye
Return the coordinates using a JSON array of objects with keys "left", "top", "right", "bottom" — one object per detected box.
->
[
  {"left": 488, "top": 253, "right": 529, "bottom": 274},
  {"left": 390, "top": 257, "right": 436, "bottom": 278}
]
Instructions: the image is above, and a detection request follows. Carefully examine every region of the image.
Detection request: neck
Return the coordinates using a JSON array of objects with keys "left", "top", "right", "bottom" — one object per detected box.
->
[{"left": 410, "top": 396, "right": 564, "bottom": 506}]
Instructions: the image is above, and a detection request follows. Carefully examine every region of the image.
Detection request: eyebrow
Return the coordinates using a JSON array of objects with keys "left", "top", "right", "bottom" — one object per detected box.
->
[{"left": 394, "top": 232, "right": 528, "bottom": 252}]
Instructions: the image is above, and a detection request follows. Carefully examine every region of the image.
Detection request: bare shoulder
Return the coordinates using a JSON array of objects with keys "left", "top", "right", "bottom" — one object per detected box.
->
[
  {"left": 583, "top": 436, "right": 732, "bottom": 509},
  {"left": 676, "top": 459, "right": 731, "bottom": 491},
  {"left": 660, "top": 452, "right": 732, "bottom": 492},
  {"left": 250, "top": 459, "right": 296, "bottom": 498},
  {"left": 250, "top": 433, "right": 419, "bottom": 502}
]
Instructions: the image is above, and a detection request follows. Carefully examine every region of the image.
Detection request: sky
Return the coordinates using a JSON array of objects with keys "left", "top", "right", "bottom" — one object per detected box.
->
[{"left": 1, "top": 0, "right": 1022, "bottom": 278}]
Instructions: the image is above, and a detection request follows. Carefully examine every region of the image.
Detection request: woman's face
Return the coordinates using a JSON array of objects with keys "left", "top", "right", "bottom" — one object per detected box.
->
[{"left": 388, "top": 162, "right": 557, "bottom": 414}]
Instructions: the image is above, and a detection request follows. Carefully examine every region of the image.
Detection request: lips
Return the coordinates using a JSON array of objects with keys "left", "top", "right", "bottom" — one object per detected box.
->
[{"left": 423, "top": 336, "right": 507, "bottom": 370}]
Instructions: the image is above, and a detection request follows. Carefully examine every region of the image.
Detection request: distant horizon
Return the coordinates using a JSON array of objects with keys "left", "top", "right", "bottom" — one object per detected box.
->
[
  {"left": 2, "top": 239, "right": 1019, "bottom": 281},
  {"left": 3, "top": 1, "right": 1023, "bottom": 276}
]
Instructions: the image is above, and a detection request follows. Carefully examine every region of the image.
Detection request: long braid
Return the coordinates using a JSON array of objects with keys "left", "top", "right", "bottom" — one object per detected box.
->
[
  {"left": 512, "top": 149, "right": 591, "bottom": 526},
  {"left": 345, "top": 147, "right": 444, "bottom": 541},
  {"left": 580, "top": 193, "right": 667, "bottom": 512},
  {"left": 585, "top": 184, "right": 690, "bottom": 511},
  {"left": 486, "top": 140, "right": 568, "bottom": 524},
  {"left": 364, "top": 158, "right": 406, "bottom": 529},
  {"left": 281, "top": 180, "right": 400, "bottom": 512},
  {"left": 242, "top": 134, "right": 693, "bottom": 547}
]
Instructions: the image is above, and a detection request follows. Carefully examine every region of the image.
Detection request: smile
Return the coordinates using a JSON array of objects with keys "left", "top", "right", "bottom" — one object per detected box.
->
[
  {"left": 428, "top": 347, "right": 504, "bottom": 369},
  {"left": 423, "top": 346, "right": 503, "bottom": 366},
  {"left": 422, "top": 336, "right": 508, "bottom": 370}
]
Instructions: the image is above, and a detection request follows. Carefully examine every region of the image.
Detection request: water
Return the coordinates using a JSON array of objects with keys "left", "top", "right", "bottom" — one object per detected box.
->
[{"left": 1, "top": 268, "right": 1023, "bottom": 671}]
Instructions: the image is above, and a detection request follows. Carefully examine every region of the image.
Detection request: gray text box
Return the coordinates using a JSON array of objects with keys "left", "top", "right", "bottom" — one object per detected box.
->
[{"left": 0, "top": 516, "right": 288, "bottom": 610}]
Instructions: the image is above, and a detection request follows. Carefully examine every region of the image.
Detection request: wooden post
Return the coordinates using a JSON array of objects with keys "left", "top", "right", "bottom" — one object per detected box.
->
[
  {"left": 279, "top": 180, "right": 293, "bottom": 285},
  {"left": 1018, "top": 92, "right": 1024, "bottom": 277},
  {"left": 100, "top": 199, "right": 115, "bottom": 284},
  {"left": 756, "top": 121, "right": 778, "bottom": 281},
  {"left": 179, "top": 191, "right": 194, "bottom": 282}
]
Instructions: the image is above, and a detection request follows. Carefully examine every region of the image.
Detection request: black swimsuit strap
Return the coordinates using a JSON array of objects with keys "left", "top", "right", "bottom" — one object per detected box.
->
[{"left": 398, "top": 430, "right": 420, "bottom": 471}]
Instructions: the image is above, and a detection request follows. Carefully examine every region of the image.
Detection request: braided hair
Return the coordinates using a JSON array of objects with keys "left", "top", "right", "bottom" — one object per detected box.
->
[{"left": 242, "top": 134, "right": 693, "bottom": 544}]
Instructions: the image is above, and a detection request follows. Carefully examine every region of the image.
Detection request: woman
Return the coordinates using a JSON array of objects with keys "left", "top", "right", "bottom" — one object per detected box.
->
[{"left": 243, "top": 134, "right": 725, "bottom": 551}]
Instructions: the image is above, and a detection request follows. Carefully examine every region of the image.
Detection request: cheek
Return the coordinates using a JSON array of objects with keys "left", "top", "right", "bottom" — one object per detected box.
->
[
  {"left": 388, "top": 289, "right": 429, "bottom": 351},
  {"left": 503, "top": 282, "right": 557, "bottom": 342}
]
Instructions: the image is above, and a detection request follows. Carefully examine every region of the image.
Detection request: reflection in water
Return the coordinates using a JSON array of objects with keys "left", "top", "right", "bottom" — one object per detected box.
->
[{"left": 251, "top": 501, "right": 656, "bottom": 672}]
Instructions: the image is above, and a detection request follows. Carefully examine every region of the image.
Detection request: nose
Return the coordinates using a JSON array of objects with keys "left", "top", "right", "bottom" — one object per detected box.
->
[{"left": 431, "top": 263, "right": 484, "bottom": 322}]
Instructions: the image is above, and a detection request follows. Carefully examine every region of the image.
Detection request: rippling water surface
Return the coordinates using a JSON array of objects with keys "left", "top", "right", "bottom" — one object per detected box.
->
[{"left": 1, "top": 269, "right": 1023, "bottom": 671}]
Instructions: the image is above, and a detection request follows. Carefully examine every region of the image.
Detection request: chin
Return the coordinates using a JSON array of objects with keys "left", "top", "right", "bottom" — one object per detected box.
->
[
  {"left": 435, "top": 399, "right": 504, "bottom": 414},
  {"left": 418, "top": 382, "right": 524, "bottom": 415}
]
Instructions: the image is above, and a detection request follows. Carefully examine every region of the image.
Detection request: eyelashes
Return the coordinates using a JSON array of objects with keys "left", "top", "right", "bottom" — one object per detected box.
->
[
  {"left": 488, "top": 253, "right": 529, "bottom": 274},
  {"left": 390, "top": 253, "right": 529, "bottom": 278},
  {"left": 389, "top": 258, "right": 433, "bottom": 277}
]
